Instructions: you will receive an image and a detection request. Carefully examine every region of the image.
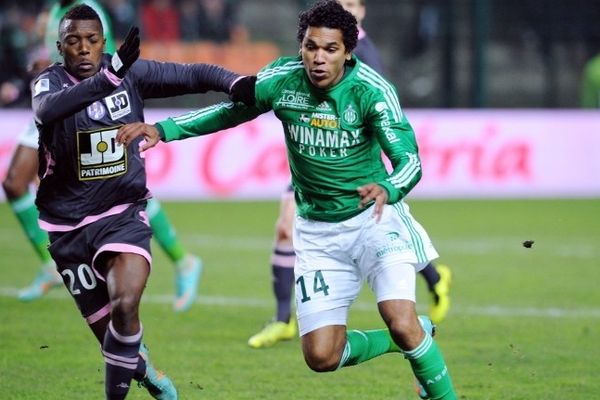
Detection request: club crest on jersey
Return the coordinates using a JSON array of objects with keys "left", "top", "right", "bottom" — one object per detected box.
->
[
  {"left": 105, "top": 90, "right": 131, "bottom": 120},
  {"left": 77, "top": 127, "right": 127, "bottom": 181},
  {"left": 86, "top": 101, "right": 106, "bottom": 120},
  {"left": 343, "top": 104, "right": 358, "bottom": 124}
]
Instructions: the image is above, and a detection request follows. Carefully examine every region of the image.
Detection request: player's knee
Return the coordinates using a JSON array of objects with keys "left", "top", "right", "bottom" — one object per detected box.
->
[
  {"left": 302, "top": 347, "right": 341, "bottom": 372},
  {"left": 110, "top": 293, "right": 140, "bottom": 322},
  {"left": 2, "top": 177, "right": 18, "bottom": 199},
  {"left": 388, "top": 314, "right": 423, "bottom": 349}
]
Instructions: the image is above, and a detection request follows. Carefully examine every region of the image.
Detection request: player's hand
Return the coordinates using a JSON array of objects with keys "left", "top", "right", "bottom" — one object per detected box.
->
[
  {"left": 116, "top": 122, "right": 160, "bottom": 152},
  {"left": 357, "top": 183, "right": 388, "bottom": 222},
  {"left": 108, "top": 26, "right": 140, "bottom": 79},
  {"left": 229, "top": 75, "right": 256, "bottom": 106}
]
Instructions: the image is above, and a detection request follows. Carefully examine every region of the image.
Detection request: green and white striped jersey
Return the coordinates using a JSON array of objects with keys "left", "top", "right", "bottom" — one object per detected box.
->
[{"left": 158, "top": 55, "right": 422, "bottom": 222}]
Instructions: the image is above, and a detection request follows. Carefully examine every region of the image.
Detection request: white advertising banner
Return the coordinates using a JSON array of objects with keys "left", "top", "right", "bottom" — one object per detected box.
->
[{"left": 1, "top": 109, "right": 599, "bottom": 200}]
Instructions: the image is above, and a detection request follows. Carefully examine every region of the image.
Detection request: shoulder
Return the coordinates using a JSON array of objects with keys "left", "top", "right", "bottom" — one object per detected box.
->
[
  {"left": 347, "top": 60, "right": 403, "bottom": 117},
  {"left": 37, "top": 63, "right": 63, "bottom": 81},
  {"left": 256, "top": 56, "right": 304, "bottom": 86},
  {"left": 348, "top": 60, "right": 392, "bottom": 95}
]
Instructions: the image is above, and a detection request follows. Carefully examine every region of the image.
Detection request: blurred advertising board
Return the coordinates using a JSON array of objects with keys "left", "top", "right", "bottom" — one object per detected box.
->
[{"left": 1, "top": 109, "right": 599, "bottom": 201}]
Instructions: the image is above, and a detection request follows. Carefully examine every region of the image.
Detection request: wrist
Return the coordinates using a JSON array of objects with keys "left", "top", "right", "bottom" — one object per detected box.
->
[
  {"left": 155, "top": 123, "right": 166, "bottom": 141},
  {"left": 102, "top": 67, "right": 123, "bottom": 87},
  {"left": 229, "top": 76, "right": 243, "bottom": 92}
]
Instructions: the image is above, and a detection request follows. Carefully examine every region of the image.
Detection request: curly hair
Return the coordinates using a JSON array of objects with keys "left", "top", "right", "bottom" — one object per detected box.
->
[
  {"left": 59, "top": 5, "right": 103, "bottom": 38},
  {"left": 297, "top": 0, "right": 358, "bottom": 52}
]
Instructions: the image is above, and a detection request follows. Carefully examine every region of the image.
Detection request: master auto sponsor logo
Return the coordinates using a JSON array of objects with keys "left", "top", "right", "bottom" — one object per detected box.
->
[{"left": 305, "top": 112, "right": 339, "bottom": 129}]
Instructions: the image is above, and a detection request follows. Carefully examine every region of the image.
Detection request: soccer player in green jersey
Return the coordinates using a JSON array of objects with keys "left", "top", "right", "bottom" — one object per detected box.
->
[
  {"left": 117, "top": 1, "right": 457, "bottom": 398},
  {"left": 247, "top": 0, "right": 452, "bottom": 351},
  {"left": 3, "top": 0, "right": 202, "bottom": 312}
]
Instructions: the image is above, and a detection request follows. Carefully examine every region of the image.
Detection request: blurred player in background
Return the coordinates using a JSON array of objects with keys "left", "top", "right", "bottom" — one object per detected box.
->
[
  {"left": 246, "top": 0, "right": 452, "bottom": 350},
  {"left": 3, "top": 0, "right": 203, "bottom": 313},
  {"left": 117, "top": 1, "right": 457, "bottom": 398},
  {"left": 31, "top": 4, "right": 254, "bottom": 398},
  {"left": 581, "top": 51, "right": 600, "bottom": 107}
]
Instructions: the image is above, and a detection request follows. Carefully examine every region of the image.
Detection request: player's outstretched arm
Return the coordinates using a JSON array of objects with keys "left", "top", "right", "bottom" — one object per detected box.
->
[{"left": 117, "top": 122, "right": 160, "bottom": 151}]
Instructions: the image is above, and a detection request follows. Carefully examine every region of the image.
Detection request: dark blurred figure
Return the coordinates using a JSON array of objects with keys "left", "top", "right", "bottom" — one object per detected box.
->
[
  {"left": 0, "top": 5, "right": 33, "bottom": 107},
  {"left": 194, "top": 0, "right": 247, "bottom": 43},
  {"left": 179, "top": 0, "right": 201, "bottom": 41},
  {"left": 105, "top": 0, "right": 138, "bottom": 40},
  {"left": 581, "top": 47, "right": 600, "bottom": 108},
  {"left": 141, "top": 0, "right": 180, "bottom": 41},
  {"left": 405, "top": 0, "right": 441, "bottom": 58}
]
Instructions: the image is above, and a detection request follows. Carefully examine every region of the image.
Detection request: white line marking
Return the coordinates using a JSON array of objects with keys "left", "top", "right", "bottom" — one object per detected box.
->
[{"left": 2, "top": 287, "right": 599, "bottom": 319}]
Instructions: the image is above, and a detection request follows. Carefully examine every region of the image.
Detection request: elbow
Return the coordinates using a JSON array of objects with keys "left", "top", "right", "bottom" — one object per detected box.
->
[
  {"left": 33, "top": 101, "right": 56, "bottom": 125},
  {"left": 34, "top": 109, "right": 51, "bottom": 125},
  {"left": 415, "top": 167, "right": 423, "bottom": 184}
]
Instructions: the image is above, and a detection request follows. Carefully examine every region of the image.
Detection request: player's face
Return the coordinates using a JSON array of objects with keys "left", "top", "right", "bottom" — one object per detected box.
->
[
  {"left": 58, "top": 19, "right": 105, "bottom": 80},
  {"left": 301, "top": 26, "right": 351, "bottom": 90},
  {"left": 339, "top": 0, "right": 365, "bottom": 25}
]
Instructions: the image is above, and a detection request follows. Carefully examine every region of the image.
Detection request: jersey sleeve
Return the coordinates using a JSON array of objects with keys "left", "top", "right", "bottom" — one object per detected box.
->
[
  {"left": 362, "top": 87, "right": 422, "bottom": 203},
  {"left": 32, "top": 67, "right": 121, "bottom": 124},
  {"left": 133, "top": 60, "right": 240, "bottom": 99},
  {"left": 155, "top": 58, "right": 286, "bottom": 141},
  {"left": 253, "top": 58, "right": 287, "bottom": 113},
  {"left": 157, "top": 102, "right": 264, "bottom": 142}
]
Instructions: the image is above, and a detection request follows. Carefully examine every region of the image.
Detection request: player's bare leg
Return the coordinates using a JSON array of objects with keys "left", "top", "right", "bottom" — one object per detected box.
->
[
  {"left": 93, "top": 252, "right": 176, "bottom": 399},
  {"left": 2, "top": 144, "right": 61, "bottom": 301}
]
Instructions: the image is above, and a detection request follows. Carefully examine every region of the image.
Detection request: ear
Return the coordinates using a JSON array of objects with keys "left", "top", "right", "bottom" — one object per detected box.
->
[
  {"left": 345, "top": 52, "right": 352, "bottom": 61},
  {"left": 56, "top": 41, "right": 62, "bottom": 56}
]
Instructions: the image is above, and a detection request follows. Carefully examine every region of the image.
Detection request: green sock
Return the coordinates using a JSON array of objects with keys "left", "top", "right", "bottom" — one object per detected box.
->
[
  {"left": 404, "top": 333, "right": 457, "bottom": 399},
  {"left": 338, "top": 329, "right": 399, "bottom": 368},
  {"left": 9, "top": 192, "right": 52, "bottom": 263},
  {"left": 146, "top": 198, "right": 186, "bottom": 263}
]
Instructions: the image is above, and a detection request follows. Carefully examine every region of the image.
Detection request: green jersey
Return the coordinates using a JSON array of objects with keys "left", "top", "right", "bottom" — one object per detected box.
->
[
  {"left": 157, "top": 56, "right": 422, "bottom": 222},
  {"left": 45, "top": 0, "right": 116, "bottom": 63},
  {"left": 581, "top": 54, "right": 600, "bottom": 108}
]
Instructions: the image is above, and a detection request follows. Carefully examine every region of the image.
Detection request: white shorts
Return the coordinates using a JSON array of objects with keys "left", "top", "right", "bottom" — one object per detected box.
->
[
  {"left": 293, "top": 201, "right": 439, "bottom": 336},
  {"left": 17, "top": 119, "right": 39, "bottom": 149}
]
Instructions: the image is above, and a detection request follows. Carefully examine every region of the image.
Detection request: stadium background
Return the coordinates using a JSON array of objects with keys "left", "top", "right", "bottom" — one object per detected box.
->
[
  {"left": 1, "top": 0, "right": 600, "bottom": 201},
  {"left": 2, "top": 0, "right": 600, "bottom": 109},
  {"left": 0, "top": 1, "right": 599, "bottom": 399}
]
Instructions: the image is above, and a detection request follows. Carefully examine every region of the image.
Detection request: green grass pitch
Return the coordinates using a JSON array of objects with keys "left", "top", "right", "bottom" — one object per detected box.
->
[{"left": 1, "top": 199, "right": 599, "bottom": 399}]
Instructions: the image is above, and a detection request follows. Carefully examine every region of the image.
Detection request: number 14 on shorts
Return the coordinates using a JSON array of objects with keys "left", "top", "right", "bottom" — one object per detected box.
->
[{"left": 296, "top": 270, "right": 330, "bottom": 303}]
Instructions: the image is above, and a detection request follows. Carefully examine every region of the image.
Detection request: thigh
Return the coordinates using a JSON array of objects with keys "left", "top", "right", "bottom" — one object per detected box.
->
[
  {"left": 49, "top": 229, "right": 111, "bottom": 324},
  {"left": 360, "top": 202, "right": 439, "bottom": 269},
  {"left": 368, "top": 262, "right": 417, "bottom": 303},
  {"left": 92, "top": 202, "right": 153, "bottom": 277},
  {"left": 4, "top": 145, "right": 39, "bottom": 196},
  {"left": 293, "top": 217, "right": 361, "bottom": 336},
  {"left": 48, "top": 203, "right": 152, "bottom": 323}
]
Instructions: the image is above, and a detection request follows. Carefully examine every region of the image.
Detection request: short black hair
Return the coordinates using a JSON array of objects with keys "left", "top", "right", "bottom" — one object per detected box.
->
[
  {"left": 297, "top": 0, "right": 358, "bottom": 52},
  {"left": 59, "top": 4, "right": 103, "bottom": 38}
]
